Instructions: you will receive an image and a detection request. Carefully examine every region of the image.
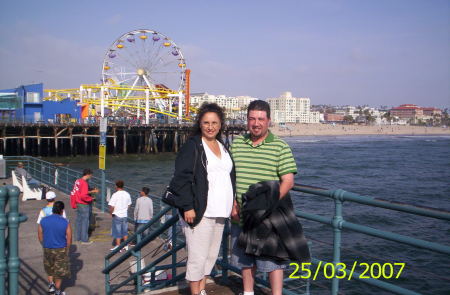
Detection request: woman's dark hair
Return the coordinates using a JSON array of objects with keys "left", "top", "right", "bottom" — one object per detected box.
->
[
  {"left": 52, "top": 201, "right": 65, "bottom": 215},
  {"left": 247, "top": 100, "right": 271, "bottom": 119},
  {"left": 192, "top": 102, "right": 225, "bottom": 139}
]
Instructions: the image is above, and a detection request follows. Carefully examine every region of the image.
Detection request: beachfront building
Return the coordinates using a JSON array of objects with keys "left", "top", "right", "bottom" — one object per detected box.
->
[
  {"left": 390, "top": 104, "right": 424, "bottom": 124},
  {"left": 190, "top": 92, "right": 258, "bottom": 119},
  {"left": 267, "top": 91, "right": 319, "bottom": 123},
  {"left": 324, "top": 113, "right": 345, "bottom": 123}
]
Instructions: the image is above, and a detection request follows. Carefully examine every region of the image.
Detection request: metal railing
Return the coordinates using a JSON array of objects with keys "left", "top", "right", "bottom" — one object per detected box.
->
[
  {"left": 0, "top": 185, "right": 28, "bottom": 295},
  {"left": 289, "top": 185, "right": 450, "bottom": 295},
  {"left": 103, "top": 207, "right": 185, "bottom": 294},
  {"left": 2, "top": 156, "right": 167, "bottom": 216},
  {"left": 4, "top": 156, "right": 449, "bottom": 294}
]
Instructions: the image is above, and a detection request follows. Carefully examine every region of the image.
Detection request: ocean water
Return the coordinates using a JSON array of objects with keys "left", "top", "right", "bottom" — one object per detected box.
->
[{"left": 52, "top": 135, "right": 450, "bottom": 294}]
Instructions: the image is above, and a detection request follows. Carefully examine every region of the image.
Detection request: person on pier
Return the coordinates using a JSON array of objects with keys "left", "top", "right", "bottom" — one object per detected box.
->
[
  {"left": 109, "top": 180, "right": 132, "bottom": 251},
  {"left": 230, "top": 100, "right": 310, "bottom": 295},
  {"left": 38, "top": 201, "right": 72, "bottom": 295},
  {"left": 168, "top": 103, "right": 237, "bottom": 295},
  {"left": 15, "top": 161, "right": 40, "bottom": 185},
  {"left": 70, "top": 168, "right": 99, "bottom": 245},
  {"left": 37, "top": 191, "right": 66, "bottom": 224},
  {"left": 134, "top": 186, "right": 153, "bottom": 236}
]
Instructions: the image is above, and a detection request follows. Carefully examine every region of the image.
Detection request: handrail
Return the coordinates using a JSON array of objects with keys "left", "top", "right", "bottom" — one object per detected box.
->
[
  {"left": 4, "top": 156, "right": 447, "bottom": 294},
  {"left": 290, "top": 184, "right": 449, "bottom": 295},
  {"left": 105, "top": 206, "right": 172, "bottom": 259},
  {"left": 103, "top": 207, "right": 184, "bottom": 294},
  {"left": 292, "top": 186, "right": 450, "bottom": 221}
]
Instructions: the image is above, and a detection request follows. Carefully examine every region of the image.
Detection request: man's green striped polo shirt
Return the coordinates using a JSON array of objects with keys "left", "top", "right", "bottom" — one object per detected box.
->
[{"left": 230, "top": 131, "right": 297, "bottom": 206}]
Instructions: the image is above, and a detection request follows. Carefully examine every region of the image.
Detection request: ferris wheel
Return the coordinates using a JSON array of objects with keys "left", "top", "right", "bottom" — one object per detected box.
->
[{"left": 101, "top": 29, "right": 186, "bottom": 115}]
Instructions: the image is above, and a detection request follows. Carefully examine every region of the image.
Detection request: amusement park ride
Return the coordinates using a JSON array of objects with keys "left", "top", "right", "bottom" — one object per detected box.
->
[{"left": 44, "top": 29, "right": 193, "bottom": 122}]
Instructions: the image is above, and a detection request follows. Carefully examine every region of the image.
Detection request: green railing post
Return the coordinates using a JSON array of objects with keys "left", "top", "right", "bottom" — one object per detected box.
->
[
  {"left": 101, "top": 170, "right": 106, "bottom": 213},
  {"left": 171, "top": 207, "right": 177, "bottom": 281},
  {"left": 7, "top": 185, "right": 28, "bottom": 295},
  {"left": 135, "top": 232, "right": 142, "bottom": 293},
  {"left": 0, "top": 187, "right": 7, "bottom": 295},
  {"left": 331, "top": 189, "right": 344, "bottom": 295},
  {"left": 105, "top": 258, "right": 111, "bottom": 295}
]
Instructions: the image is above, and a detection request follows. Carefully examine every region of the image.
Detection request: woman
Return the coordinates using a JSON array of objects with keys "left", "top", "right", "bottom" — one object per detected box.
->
[{"left": 169, "top": 103, "right": 237, "bottom": 295}]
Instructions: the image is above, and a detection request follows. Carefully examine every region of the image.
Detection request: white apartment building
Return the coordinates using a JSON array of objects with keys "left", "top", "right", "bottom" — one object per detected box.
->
[
  {"left": 190, "top": 92, "right": 257, "bottom": 118},
  {"left": 267, "top": 92, "right": 319, "bottom": 123}
]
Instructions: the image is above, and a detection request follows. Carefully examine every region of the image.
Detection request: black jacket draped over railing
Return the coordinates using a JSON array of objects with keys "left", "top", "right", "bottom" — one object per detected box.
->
[{"left": 239, "top": 180, "right": 311, "bottom": 263}]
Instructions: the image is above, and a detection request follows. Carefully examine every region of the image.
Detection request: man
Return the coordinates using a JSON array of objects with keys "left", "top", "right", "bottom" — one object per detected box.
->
[
  {"left": 230, "top": 100, "right": 297, "bottom": 295},
  {"left": 134, "top": 187, "right": 153, "bottom": 236},
  {"left": 38, "top": 201, "right": 72, "bottom": 295},
  {"left": 71, "top": 168, "right": 99, "bottom": 244},
  {"left": 14, "top": 161, "right": 39, "bottom": 185},
  {"left": 108, "top": 180, "right": 132, "bottom": 251},
  {"left": 37, "top": 191, "right": 66, "bottom": 224}
]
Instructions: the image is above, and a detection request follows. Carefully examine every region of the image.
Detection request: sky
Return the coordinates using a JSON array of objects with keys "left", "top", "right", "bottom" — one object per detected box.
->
[{"left": 0, "top": 0, "right": 449, "bottom": 108}]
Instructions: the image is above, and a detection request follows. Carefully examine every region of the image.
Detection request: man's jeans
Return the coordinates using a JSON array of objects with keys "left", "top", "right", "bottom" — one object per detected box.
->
[{"left": 76, "top": 205, "right": 90, "bottom": 242}]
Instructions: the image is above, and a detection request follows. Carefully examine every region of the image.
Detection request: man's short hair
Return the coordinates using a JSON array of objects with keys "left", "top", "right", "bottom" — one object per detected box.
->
[
  {"left": 17, "top": 162, "right": 24, "bottom": 167},
  {"left": 247, "top": 100, "right": 271, "bottom": 119},
  {"left": 116, "top": 180, "right": 124, "bottom": 189},
  {"left": 82, "top": 168, "right": 93, "bottom": 176},
  {"left": 142, "top": 187, "right": 150, "bottom": 195},
  {"left": 52, "top": 201, "right": 65, "bottom": 215}
]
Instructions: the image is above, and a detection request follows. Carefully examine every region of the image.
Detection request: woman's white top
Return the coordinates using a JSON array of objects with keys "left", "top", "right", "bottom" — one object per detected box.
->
[{"left": 202, "top": 138, "right": 234, "bottom": 218}]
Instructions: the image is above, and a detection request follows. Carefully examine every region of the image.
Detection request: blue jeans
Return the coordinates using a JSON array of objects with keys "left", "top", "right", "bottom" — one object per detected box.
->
[
  {"left": 135, "top": 222, "right": 151, "bottom": 237},
  {"left": 76, "top": 205, "right": 90, "bottom": 242}
]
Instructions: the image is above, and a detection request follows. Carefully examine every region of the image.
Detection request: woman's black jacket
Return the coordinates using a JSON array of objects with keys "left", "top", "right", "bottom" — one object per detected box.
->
[{"left": 169, "top": 135, "right": 236, "bottom": 227}]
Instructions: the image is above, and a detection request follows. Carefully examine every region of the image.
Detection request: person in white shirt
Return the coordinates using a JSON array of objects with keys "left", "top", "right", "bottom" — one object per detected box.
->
[
  {"left": 108, "top": 180, "right": 132, "bottom": 251},
  {"left": 169, "top": 103, "right": 237, "bottom": 295}
]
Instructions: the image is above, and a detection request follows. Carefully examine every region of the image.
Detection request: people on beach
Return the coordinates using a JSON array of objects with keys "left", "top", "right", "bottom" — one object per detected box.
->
[
  {"left": 15, "top": 161, "right": 40, "bottom": 185},
  {"left": 134, "top": 187, "right": 153, "bottom": 236},
  {"left": 108, "top": 180, "right": 132, "bottom": 251},
  {"left": 71, "top": 168, "right": 99, "bottom": 245},
  {"left": 168, "top": 103, "right": 236, "bottom": 295},
  {"left": 37, "top": 191, "right": 66, "bottom": 224},
  {"left": 230, "top": 100, "right": 307, "bottom": 295},
  {"left": 38, "top": 201, "right": 72, "bottom": 295}
]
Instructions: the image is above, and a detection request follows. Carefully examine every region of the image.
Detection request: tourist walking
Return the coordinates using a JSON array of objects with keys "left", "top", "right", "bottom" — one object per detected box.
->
[
  {"left": 168, "top": 103, "right": 236, "bottom": 295},
  {"left": 37, "top": 191, "right": 66, "bottom": 224},
  {"left": 71, "top": 168, "right": 99, "bottom": 244},
  {"left": 38, "top": 201, "right": 72, "bottom": 295},
  {"left": 134, "top": 187, "right": 153, "bottom": 236},
  {"left": 109, "top": 180, "right": 132, "bottom": 251},
  {"left": 230, "top": 100, "right": 310, "bottom": 295}
]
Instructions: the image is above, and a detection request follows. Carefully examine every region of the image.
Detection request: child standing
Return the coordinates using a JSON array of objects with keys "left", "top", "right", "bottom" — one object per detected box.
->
[
  {"left": 134, "top": 187, "right": 153, "bottom": 236},
  {"left": 108, "top": 180, "right": 132, "bottom": 251},
  {"left": 37, "top": 191, "right": 66, "bottom": 224}
]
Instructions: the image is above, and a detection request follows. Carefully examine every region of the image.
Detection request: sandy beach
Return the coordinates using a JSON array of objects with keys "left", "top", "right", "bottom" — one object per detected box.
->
[{"left": 271, "top": 123, "right": 450, "bottom": 137}]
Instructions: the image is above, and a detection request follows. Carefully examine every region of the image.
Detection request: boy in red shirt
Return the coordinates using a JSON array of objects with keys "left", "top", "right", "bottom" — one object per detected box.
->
[{"left": 71, "top": 169, "right": 99, "bottom": 244}]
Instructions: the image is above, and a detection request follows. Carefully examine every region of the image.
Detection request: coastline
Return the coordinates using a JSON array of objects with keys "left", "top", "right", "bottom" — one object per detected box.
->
[{"left": 271, "top": 123, "right": 450, "bottom": 137}]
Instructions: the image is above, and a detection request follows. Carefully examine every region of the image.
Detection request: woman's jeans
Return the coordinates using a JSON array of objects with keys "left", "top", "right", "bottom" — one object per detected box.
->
[{"left": 76, "top": 205, "right": 90, "bottom": 242}]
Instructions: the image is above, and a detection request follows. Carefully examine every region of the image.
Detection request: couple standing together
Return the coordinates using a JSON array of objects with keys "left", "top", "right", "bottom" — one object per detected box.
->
[{"left": 170, "top": 100, "right": 310, "bottom": 295}]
